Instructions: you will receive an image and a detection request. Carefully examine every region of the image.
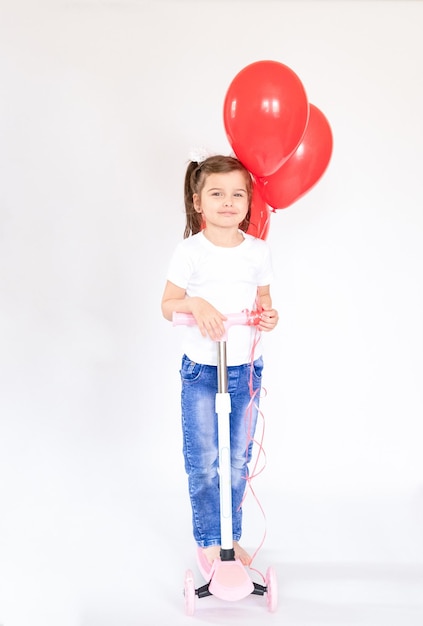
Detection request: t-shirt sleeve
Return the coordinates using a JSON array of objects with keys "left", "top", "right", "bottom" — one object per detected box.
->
[
  {"left": 257, "top": 240, "right": 274, "bottom": 286},
  {"left": 166, "top": 241, "right": 191, "bottom": 290}
]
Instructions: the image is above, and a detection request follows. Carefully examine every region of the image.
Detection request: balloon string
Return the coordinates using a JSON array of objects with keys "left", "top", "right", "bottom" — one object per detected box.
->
[
  {"left": 258, "top": 208, "right": 271, "bottom": 240},
  {"left": 238, "top": 324, "right": 269, "bottom": 582}
]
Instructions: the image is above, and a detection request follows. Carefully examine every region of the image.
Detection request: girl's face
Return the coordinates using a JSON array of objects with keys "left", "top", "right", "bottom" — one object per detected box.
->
[{"left": 193, "top": 171, "right": 249, "bottom": 231}]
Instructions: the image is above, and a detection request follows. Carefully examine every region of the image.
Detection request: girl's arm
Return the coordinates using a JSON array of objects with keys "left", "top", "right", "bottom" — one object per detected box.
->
[
  {"left": 161, "top": 280, "right": 227, "bottom": 340},
  {"left": 257, "top": 285, "right": 279, "bottom": 332}
]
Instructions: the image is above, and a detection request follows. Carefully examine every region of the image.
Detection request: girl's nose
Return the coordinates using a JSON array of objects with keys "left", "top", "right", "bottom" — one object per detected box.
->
[{"left": 223, "top": 197, "right": 232, "bottom": 206}]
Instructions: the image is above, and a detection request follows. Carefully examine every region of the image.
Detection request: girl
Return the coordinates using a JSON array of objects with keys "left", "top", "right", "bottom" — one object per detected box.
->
[{"left": 161, "top": 155, "right": 278, "bottom": 567}]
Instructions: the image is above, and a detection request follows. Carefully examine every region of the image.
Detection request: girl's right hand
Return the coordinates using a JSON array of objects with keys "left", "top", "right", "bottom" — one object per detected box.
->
[{"left": 190, "top": 298, "right": 227, "bottom": 341}]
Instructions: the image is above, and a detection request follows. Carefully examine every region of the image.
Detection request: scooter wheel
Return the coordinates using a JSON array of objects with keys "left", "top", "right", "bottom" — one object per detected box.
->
[
  {"left": 265, "top": 566, "right": 278, "bottom": 612},
  {"left": 184, "top": 569, "right": 196, "bottom": 616}
]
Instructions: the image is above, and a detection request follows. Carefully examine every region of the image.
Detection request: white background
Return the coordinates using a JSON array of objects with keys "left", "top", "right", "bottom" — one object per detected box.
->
[{"left": 0, "top": 1, "right": 422, "bottom": 624}]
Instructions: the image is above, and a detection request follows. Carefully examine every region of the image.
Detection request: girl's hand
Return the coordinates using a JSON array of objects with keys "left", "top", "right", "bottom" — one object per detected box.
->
[
  {"left": 191, "top": 298, "right": 227, "bottom": 340},
  {"left": 258, "top": 304, "right": 279, "bottom": 332}
]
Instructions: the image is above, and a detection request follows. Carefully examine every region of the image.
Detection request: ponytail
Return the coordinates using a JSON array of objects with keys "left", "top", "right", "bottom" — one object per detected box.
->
[{"left": 183, "top": 161, "right": 203, "bottom": 238}]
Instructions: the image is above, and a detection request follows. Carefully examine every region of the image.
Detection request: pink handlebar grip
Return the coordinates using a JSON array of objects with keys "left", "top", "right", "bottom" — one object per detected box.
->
[
  {"left": 172, "top": 312, "right": 198, "bottom": 327},
  {"left": 172, "top": 309, "right": 261, "bottom": 329}
]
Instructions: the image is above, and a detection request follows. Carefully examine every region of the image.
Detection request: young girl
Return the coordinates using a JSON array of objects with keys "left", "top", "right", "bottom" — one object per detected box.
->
[{"left": 161, "top": 155, "right": 278, "bottom": 567}]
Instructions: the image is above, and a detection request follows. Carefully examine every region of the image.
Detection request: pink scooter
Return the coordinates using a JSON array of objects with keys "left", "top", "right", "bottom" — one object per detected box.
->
[{"left": 173, "top": 310, "right": 278, "bottom": 615}]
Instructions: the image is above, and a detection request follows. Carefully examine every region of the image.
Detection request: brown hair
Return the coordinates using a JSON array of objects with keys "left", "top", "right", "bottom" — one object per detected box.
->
[{"left": 183, "top": 155, "right": 253, "bottom": 238}]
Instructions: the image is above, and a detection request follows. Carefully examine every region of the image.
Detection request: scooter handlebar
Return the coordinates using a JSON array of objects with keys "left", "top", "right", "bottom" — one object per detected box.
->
[{"left": 172, "top": 309, "right": 261, "bottom": 330}]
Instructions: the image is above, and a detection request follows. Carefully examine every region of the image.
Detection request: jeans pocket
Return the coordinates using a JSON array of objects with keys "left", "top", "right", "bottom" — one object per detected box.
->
[
  {"left": 180, "top": 355, "right": 203, "bottom": 382},
  {"left": 252, "top": 356, "right": 264, "bottom": 380}
]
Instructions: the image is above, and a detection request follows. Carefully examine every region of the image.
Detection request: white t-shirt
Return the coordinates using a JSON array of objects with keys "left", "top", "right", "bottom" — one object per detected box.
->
[{"left": 167, "top": 231, "right": 274, "bottom": 365}]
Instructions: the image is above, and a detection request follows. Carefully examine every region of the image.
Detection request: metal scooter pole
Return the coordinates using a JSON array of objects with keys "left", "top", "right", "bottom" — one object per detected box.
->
[{"left": 216, "top": 340, "right": 235, "bottom": 562}]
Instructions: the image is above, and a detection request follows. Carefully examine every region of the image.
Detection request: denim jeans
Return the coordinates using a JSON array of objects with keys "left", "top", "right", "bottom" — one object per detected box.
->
[{"left": 180, "top": 353, "right": 264, "bottom": 548}]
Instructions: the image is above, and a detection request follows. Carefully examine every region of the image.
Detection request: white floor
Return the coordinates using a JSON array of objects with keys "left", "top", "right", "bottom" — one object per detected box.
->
[{"left": 1, "top": 486, "right": 422, "bottom": 626}]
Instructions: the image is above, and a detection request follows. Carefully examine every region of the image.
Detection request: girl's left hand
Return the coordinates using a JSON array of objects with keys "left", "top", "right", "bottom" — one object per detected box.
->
[{"left": 258, "top": 305, "right": 279, "bottom": 332}]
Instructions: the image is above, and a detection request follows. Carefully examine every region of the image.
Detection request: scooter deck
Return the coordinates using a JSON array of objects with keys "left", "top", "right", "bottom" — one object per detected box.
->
[{"left": 196, "top": 547, "right": 254, "bottom": 601}]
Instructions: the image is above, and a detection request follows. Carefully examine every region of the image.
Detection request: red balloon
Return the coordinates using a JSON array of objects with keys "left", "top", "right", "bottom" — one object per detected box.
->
[
  {"left": 258, "top": 104, "right": 333, "bottom": 209},
  {"left": 223, "top": 60, "right": 309, "bottom": 177},
  {"left": 247, "top": 183, "right": 271, "bottom": 240}
]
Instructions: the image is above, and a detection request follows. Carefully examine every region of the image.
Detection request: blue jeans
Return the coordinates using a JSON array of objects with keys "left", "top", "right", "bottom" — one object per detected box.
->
[{"left": 180, "top": 353, "right": 264, "bottom": 548}]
